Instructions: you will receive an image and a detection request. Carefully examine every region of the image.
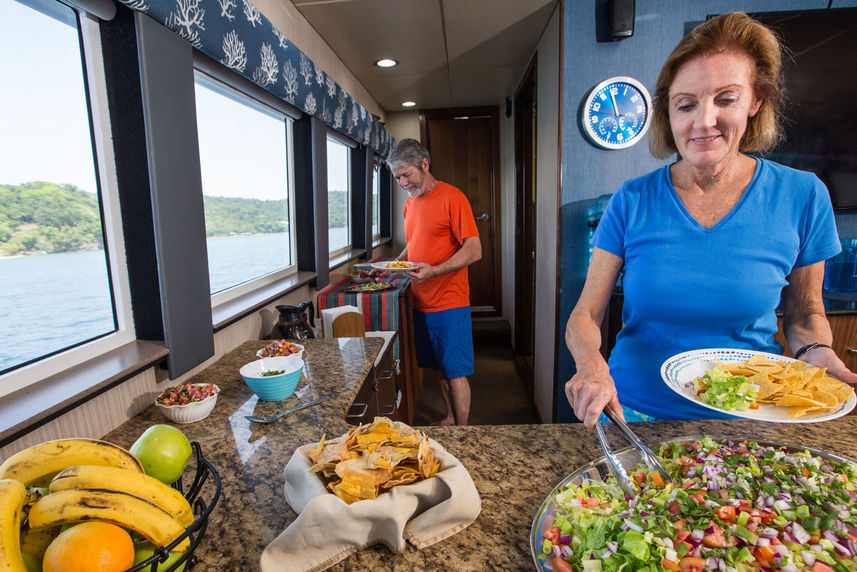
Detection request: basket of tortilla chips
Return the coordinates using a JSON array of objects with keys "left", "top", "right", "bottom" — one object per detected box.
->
[{"left": 307, "top": 417, "right": 440, "bottom": 504}]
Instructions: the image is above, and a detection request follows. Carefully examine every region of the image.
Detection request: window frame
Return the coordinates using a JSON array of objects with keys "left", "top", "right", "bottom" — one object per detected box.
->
[
  {"left": 0, "top": 8, "right": 134, "bottom": 398},
  {"left": 191, "top": 69, "right": 300, "bottom": 311},
  {"left": 325, "top": 132, "right": 354, "bottom": 259},
  {"left": 371, "top": 160, "right": 381, "bottom": 239}
]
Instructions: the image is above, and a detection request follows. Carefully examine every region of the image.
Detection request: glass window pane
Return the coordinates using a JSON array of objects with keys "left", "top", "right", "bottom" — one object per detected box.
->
[
  {"left": 194, "top": 75, "right": 293, "bottom": 295},
  {"left": 372, "top": 165, "right": 380, "bottom": 236},
  {"left": 0, "top": 0, "right": 116, "bottom": 373},
  {"left": 327, "top": 138, "right": 350, "bottom": 252}
]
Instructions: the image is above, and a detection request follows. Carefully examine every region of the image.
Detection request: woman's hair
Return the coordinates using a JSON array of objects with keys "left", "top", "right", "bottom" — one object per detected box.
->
[
  {"left": 648, "top": 12, "right": 784, "bottom": 159},
  {"left": 387, "top": 138, "right": 431, "bottom": 170}
]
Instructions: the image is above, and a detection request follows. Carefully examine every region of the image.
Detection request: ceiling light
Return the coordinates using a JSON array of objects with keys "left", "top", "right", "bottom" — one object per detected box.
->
[
  {"left": 375, "top": 59, "right": 398, "bottom": 68},
  {"left": 402, "top": 101, "right": 416, "bottom": 108}
]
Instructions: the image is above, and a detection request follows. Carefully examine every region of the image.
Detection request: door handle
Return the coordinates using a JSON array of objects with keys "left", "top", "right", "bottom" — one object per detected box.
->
[
  {"left": 476, "top": 213, "right": 490, "bottom": 222},
  {"left": 847, "top": 347, "right": 857, "bottom": 354}
]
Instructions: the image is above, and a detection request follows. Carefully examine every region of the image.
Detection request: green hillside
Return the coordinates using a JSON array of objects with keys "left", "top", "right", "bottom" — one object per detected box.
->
[
  {"left": 0, "top": 183, "right": 348, "bottom": 255},
  {"left": 0, "top": 182, "right": 102, "bottom": 255}
]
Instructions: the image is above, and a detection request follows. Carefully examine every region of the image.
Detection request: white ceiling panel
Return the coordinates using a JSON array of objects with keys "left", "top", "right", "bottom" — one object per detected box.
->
[{"left": 292, "top": 0, "right": 558, "bottom": 111}]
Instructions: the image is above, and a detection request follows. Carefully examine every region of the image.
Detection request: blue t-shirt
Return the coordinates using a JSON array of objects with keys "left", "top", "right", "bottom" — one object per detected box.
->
[{"left": 592, "top": 158, "right": 841, "bottom": 420}]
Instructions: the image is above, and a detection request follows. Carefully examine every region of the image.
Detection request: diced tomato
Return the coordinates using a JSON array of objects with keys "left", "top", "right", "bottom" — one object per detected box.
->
[
  {"left": 715, "top": 505, "right": 736, "bottom": 522},
  {"left": 702, "top": 523, "right": 736, "bottom": 547},
  {"left": 737, "top": 499, "right": 751, "bottom": 511},
  {"left": 543, "top": 527, "right": 560, "bottom": 544},
  {"left": 681, "top": 479, "right": 696, "bottom": 489},
  {"left": 754, "top": 545, "right": 777, "bottom": 567},
  {"left": 651, "top": 472, "right": 666, "bottom": 488},
  {"left": 811, "top": 563, "right": 835, "bottom": 572},
  {"left": 689, "top": 493, "right": 705, "bottom": 504},
  {"left": 676, "top": 529, "right": 690, "bottom": 542},
  {"left": 810, "top": 535, "right": 821, "bottom": 544},
  {"left": 678, "top": 556, "right": 707, "bottom": 572},
  {"left": 770, "top": 536, "right": 781, "bottom": 545},
  {"left": 749, "top": 402, "right": 759, "bottom": 409},
  {"left": 661, "top": 558, "right": 681, "bottom": 571},
  {"left": 633, "top": 472, "right": 646, "bottom": 484},
  {"left": 848, "top": 532, "right": 857, "bottom": 543},
  {"left": 551, "top": 557, "right": 573, "bottom": 572},
  {"left": 669, "top": 501, "right": 681, "bottom": 515},
  {"left": 801, "top": 467, "right": 811, "bottom": 477}
]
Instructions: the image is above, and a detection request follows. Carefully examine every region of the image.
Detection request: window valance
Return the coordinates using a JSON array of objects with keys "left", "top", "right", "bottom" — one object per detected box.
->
[{"left": 116, "top": 0, "right": 393, "bottom": 156}]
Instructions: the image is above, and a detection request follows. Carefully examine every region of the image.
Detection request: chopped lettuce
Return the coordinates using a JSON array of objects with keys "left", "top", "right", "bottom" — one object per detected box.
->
[{"left": 692, "top": 366, "right": 758, "bottom": 410}]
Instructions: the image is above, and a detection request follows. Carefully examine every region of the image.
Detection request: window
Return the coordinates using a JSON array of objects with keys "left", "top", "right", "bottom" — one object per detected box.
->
[
  {"left": 0, "top": 0, "right": 133, "bottom": 394},
  {"left": 372, "top": 163, "right": 381, "bottom": 237},
  {"left": 326, "top": 137, "right": 351, "bottom": 254},
  {"left": 193, "top": 72, "right": 296, "bottom": 305}
]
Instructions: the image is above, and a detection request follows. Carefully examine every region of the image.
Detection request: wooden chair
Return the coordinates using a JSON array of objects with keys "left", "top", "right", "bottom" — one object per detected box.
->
[{"left": 331, "top": 311, "right": 366, "bottom": 338}]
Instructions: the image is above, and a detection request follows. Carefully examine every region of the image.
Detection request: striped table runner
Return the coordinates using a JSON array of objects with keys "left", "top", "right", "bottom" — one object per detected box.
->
[{"left": 316, "top": 273, "right": 411, "bottom": 358}]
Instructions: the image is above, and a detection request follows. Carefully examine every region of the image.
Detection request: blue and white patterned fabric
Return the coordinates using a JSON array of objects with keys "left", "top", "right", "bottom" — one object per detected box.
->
[{"left": 117, "top": 0, "right": 394, "bottom": 156}]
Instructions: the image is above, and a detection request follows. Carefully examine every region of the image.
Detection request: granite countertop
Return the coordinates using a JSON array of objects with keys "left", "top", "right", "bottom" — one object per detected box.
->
[{"left": 104, "top": 339, "right": 857, "bottom": 571}]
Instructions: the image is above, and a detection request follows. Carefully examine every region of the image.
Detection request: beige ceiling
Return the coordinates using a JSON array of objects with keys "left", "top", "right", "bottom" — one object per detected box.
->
[{"left": 291, "top": 0, "right": 558, "bottom": 112}]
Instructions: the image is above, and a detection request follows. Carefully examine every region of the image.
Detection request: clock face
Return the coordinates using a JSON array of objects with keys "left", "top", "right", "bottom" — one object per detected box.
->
[{"left": 581, "top": 76, "right": 652, "bottom": 150}]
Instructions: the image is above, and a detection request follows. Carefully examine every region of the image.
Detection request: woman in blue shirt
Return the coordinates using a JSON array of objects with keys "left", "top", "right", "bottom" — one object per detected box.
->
[{"left": 565, "top": 12, "right": 857, "bottom": 428}]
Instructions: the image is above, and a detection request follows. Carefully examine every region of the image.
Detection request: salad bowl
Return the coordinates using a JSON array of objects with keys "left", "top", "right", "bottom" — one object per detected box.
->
[{"left": 530, "top": 435, "right": 855, "bottom": 571}]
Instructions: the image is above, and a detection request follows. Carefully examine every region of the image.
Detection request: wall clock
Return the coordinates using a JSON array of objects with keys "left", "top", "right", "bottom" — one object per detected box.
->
[{"left": 581, "top": 76, "right": 652, "bottom": 150}]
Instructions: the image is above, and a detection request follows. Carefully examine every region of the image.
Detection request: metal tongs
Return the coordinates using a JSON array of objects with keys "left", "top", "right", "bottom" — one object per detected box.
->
[{"left": 594, "top": 406, "right": 672, "bottom": 497}]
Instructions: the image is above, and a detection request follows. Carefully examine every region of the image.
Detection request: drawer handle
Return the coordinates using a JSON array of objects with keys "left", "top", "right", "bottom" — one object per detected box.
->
[
  {"left": 848, "top": 347, "right": 857, "bottom": 354},
  {"left": 345, "top": 403, "right": 368, "bottom": 418},
  {"left": 377, "top": 370, "right": 394, "bottom": 382},
  {"left": 379, "top": 404, "right": 397, "bottom": 416}
]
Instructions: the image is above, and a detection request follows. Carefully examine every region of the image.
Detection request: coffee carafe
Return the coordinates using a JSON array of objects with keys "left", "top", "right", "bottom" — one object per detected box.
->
[{"left": 271, "top": 300, "right": 316, "bottom": 339}]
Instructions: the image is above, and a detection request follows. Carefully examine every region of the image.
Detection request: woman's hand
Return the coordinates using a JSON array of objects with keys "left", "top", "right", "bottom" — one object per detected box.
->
[
  {"left": 803, "top": 346, "right": 857, "bottom": 385},
  {"left": 564, "top": 359, "right": 624, "bottom": 430}
]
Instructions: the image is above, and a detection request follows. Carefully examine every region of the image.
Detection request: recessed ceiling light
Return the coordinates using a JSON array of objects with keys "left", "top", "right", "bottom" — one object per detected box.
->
[
  {"left": 402, "top": 101, "right": 416, "bottom": 108},
  {"left": 375, "top": 59, "right": 398, "bottom": 68}
]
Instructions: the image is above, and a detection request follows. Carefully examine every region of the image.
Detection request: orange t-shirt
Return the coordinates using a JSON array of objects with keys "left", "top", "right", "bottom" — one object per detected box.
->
[{"left": 403, "top": 181, "right": 479, "bottom": 312}]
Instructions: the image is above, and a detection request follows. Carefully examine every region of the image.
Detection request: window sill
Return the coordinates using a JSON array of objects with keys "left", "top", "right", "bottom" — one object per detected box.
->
[
  {"left": 329, "top": 248, "right": 367, "bottom": 272},
  {"left": 0, "top": 340, "right": 168, "bottom": 448},
  {"left": 212, "top": 270, "right": 317, "bottom": 331},
  {"left": 373, "top": 236, "right": 392, "bottom": 248}
]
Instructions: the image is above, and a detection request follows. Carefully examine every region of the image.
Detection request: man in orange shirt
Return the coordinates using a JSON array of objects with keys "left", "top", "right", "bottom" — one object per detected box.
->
[{"left": 386, "top": 139, "right": 481, "bottom": 426}]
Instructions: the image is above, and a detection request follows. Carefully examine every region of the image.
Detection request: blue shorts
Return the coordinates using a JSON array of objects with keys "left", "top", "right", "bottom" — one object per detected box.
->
[{"left": 412, "top": 307, "right": 474, "bottom": 380}]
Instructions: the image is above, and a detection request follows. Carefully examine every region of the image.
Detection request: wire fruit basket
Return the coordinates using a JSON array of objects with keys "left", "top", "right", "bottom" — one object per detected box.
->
[{"left": 127, "top": 441, "right": 221, "bottom": 571}]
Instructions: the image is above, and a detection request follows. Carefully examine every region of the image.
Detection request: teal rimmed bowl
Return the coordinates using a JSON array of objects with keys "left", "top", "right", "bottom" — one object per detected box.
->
[{"left": 240, "top": 356, "right": 304, "bottom": 401}]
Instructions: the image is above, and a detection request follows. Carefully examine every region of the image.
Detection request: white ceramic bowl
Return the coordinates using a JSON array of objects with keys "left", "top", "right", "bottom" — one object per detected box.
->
[
  {"left": 255, "top": 341, "right": 305, "bottom": 361},
  {"left": 240, "top": 356, "right": 304, "bottom": 401},
  {"left": 154, "top": 384, "right": 220, "bottom": 424}
]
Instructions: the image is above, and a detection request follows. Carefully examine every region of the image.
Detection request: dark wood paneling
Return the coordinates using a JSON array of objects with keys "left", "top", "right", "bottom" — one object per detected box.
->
[{"left": 419, "top": 106, "right": 502, "bottom": 315}]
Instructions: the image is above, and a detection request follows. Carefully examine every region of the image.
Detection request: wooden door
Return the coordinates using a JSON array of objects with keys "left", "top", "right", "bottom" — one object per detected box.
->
[
  {"left": 420, "top": 107, "right": 501, "bottom": 316},
  {"left": 514, "top": 63, "right": 537, "bottom": 382}
]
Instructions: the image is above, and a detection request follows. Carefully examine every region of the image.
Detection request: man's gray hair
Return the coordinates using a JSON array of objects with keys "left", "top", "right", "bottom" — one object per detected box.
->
[{"left": 387, "top": 138, "right": 430, "bottom": 170}]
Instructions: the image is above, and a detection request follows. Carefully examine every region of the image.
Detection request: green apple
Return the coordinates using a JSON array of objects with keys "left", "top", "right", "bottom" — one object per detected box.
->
[
  {"left": 130, "top": 424, "right": 192, "bottom": 484},
  {"left": 133, "top": 541, "right": 187, "bottom": 571},
  {"left": 21, "top": 553, "right": 41, "bottom": 572}
]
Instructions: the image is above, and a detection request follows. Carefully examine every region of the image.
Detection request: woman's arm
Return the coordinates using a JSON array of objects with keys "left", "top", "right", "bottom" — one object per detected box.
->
[
  {"left": 781, "top": 261, "right": 857, "bottom": 383},
  {"left": 564, "top": 247, "right": 626, "bottom": 428}
]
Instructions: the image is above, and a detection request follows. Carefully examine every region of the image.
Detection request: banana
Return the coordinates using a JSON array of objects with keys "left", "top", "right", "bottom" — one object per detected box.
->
[
  {"left": 0, "top": 479, "right": 27, "bottom": 572},
  {"left": 19, "top": 524, "right": 59, "bottom": 560},
  {"left": 50, "top": 465, "right": 194, "bottom": 527},
  {"left": 0, "top": 439, "right": 143, "bottom": 487},
  {"left": 28, "top": 488, "right": 189, "bottom": 551}
]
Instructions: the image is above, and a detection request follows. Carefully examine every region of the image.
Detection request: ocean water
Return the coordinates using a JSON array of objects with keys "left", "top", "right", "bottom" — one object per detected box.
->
[{"left": 0, "top": 228, "right": 348, "bottom": 372}]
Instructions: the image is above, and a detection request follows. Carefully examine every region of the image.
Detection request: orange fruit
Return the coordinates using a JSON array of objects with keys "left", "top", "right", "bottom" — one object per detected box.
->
[{"left": 42, "top": 522, "right": 135, "bottom": 572}]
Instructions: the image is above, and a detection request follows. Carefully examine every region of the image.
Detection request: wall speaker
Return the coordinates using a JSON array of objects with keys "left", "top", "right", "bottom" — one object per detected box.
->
[{"left": 607, "top": 0, "right": 634, "bottom": 40}]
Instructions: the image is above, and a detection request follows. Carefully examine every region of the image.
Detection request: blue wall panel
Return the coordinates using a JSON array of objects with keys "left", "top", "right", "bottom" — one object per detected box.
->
[{"left": 557, "top": 0, "right": 857, "bottom": 422}]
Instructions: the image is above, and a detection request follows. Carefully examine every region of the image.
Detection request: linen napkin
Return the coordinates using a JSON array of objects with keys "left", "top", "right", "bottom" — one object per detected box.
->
[{"left": 259, "top": 437, "right": 481, "bottom": 571}]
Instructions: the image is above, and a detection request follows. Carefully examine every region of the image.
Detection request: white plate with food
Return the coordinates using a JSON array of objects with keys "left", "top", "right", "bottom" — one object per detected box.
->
[
  {"left": 661, "top": 348, "right": 855, "bottom": 423},
  {"left": 369, "top": 261, "right": 418, "bottom": 272}
]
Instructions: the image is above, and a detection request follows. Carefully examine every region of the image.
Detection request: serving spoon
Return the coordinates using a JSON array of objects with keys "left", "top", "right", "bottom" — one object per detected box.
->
[
  {"left": 245, "top": 398, "right": 326, "bottom": 423},
  {"left": 595, "top": 406, "right": 672, "bottom": 497}
]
